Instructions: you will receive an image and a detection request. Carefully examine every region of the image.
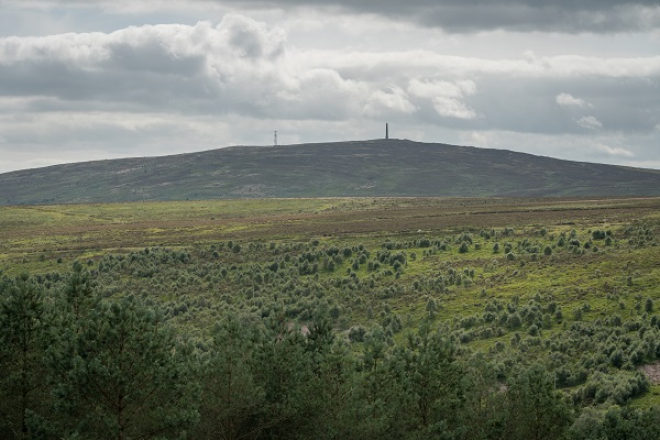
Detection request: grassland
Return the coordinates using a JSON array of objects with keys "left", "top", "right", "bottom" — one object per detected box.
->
[{"left": 2, "top": 196, "right": 658, "bottom": 260}]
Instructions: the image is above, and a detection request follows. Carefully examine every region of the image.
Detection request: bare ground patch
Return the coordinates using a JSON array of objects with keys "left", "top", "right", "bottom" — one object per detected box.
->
[{"left": 640, "top": 362, "right": 660, "bottom": 385}]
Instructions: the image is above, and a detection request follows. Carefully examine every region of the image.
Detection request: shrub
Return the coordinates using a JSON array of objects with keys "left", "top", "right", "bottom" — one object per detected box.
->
[
  {"left": 507, "top": 313, "right": 522, "bottom": 329},
  {"left": 459, "top": 242, "right": 469, "bottom": 254},
  {"left": 348, "top": 326, "right": 366, "bottom": 342}
]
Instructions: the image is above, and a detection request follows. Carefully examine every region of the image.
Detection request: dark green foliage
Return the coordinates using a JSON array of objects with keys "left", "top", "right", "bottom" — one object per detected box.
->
[
  {"left": 459, "top": 242, "right": 469, "bottom": 254},
  {"left": 0, "top": 275, "right": 51, "bottom": 440},
  {"left": 46, "top": 296, "right": 199, "bottom": 440},
  {"left": 348, "top": 325, "right": 367, "bottom": 343},
  {"left": 592, "top": 230, "right": 609, "bottom": 240},
  {"left": 570, "top": 406, "right": 660, "bottom": 440},
  {"left": 395, "top": 322, "right": 469, "bottom": 439},
  {"left": 3, "top": 214, "right": 660, "bottom": 440},
  {"left": 193, "top": 315, "right": 265, "bottom": 440},
  {"left": 504, "top": 364, "right": 573, "bottom": 440},
  {"left": 577, "top": 371, "right": 649, "bottom": 406}
]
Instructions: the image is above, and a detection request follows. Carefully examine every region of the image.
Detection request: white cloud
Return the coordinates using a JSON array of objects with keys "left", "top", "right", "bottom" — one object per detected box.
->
[
  {"left": 448, "top": 129, "right": 651, "bottom": 165},
  {"left": 622, "top": 160, "right": 660, "bottom": 169},
  {"left": 408, "top": 79, "right": 477, "bottom": 120},
  {"left": 593, "top": 143, "right": 635, "bottom": 157},
  {"left": 363, "top": 86, "right": 416, "bottom": 117},
  {"left": 577, "top": 116, "right": 603, "bottom": 130},
  {"left": 463, "top": 131, "right": 489, "bottom": 147},
  {"left": 305, "top": 50, "right": 660, "bottom": 80},
  {"left": 408, "top": 79, "right": 476, "bottom": 99},
  {"left": 0, "top": 17, "right": 372, "bottom": 121},
  {"left": 431, "top": 97, "right": 477, "bottom": 120},
  {"left": 556, "top": 93, "right": 591, "bottom": 108}
]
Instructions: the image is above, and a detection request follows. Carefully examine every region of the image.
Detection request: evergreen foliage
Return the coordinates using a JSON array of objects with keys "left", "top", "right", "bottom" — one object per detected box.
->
[
  {"left": 1, "top": 214, "right": 660, "bottom": 439},
  {"left": 0, "top": 275, "right": 51, "bottom": 440}
]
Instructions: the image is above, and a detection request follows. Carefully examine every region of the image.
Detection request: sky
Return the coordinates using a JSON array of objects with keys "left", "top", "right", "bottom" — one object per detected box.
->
[{"left": 0, "top": 1, "right": 659, "bottom": 173}]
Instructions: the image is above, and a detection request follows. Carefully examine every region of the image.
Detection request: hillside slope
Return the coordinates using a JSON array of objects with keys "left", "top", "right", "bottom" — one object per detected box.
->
[{"left": 2, "top": 139, "right": 660, "bottom": 205}]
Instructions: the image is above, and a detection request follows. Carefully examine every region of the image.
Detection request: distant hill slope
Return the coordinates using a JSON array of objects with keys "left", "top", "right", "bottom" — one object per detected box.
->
[{"left": 2, "top": 139, "right": 660, "bottom": 205}]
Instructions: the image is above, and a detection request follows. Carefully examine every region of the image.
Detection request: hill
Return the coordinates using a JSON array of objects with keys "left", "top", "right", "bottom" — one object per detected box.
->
[{"left": 2, "top": 139, "right": 660, "bottom": 205}]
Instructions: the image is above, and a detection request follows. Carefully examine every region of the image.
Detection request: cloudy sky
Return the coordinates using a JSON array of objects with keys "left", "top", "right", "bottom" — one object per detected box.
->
[{"left": 0, "top": 1, "right": 659, "bottom": 173}]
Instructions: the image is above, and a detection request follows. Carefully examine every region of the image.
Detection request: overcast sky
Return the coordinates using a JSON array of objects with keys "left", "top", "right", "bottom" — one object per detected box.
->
[{"left": 0, "top": 1, "right": 659, "bottom": 173}]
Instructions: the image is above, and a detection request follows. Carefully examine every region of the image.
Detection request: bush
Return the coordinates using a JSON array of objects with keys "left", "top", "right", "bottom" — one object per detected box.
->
[
  {"left": 507, "top": 313, "right": 522, "bottom": 329},
  {"left": 348, "top": 325, "right": 366, "bottom": 343}
]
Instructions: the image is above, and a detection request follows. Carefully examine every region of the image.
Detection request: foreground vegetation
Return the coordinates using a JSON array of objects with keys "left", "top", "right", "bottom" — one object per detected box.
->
[{"left": 1, "top": 197, "right": 660, "bottom": 439}]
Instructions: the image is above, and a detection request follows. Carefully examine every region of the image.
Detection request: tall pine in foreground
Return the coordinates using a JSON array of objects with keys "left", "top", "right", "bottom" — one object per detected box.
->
[
  {"left": 505, "top": 363, "right": 573, "bottom": 440},
  {"left": 395, "top": 321, "right": 469, "bottom": 440},
  {"left": 0, "top": 275, "right": 52, "bottom": 440},
  {"left": 46, "top": 295, "right": 199, "bottom": 440},
  {"left": 193, "top": 314, "right": 266, "bottom": 440}
]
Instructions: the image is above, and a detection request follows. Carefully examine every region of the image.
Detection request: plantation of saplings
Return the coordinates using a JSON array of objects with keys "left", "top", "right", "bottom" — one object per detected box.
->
[{"left": 1, "top": 197, "right": 660, "bottom": 439}]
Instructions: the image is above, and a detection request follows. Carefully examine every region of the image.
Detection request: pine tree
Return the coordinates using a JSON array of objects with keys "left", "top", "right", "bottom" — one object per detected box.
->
[
  {"left": 0, "top": 274, "right": 52, "bottom": 440},
  {"left": 193, "top": 314, "right": 266, "bottom": 440},
  {"left": 252, "top": 305, "right": 319, "bottom": 440},
  {"left": 504, "top": 363, "right": 573, "bottom": 440},
  {"left": 312, "top": 339, "right": 360, "bottom": 440},
  {"left": 350, "top": 328, "right": 400, "bottom": 440},
  {"left": 60, "top": 261, "right": 99, "bottom": 321},
  {"left": 48, "top": 296, "right": 199, "bottom": 440},
  {"left": 396, "top": 321, "right": 467, "bottom": 440}
]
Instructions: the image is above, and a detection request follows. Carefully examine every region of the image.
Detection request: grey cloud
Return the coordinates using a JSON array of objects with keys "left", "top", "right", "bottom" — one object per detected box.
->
[
  {"left": 0, "top": 17, "right": 360, "bottom": 120},
  {"left": 399, "top": 75, "right": 660, "bottom": 135},
  {"left": 208, "top": 0, "right": 660, "bottom": 33},
  {"left": 0, "top": 14, "right": 659, "bottom": 173},
  {"left": 6, "top": 1, "right": 660, "bottom": 33},
  {"left": 107, "top": 41, "right": 206, "bottom": 75},
  {"left": 1, "top": 20, "right": 659, "bottom": 135}
]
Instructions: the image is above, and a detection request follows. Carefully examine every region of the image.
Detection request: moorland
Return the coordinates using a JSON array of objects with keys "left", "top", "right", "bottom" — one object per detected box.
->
[
  {"left": 3, "top": 140, "right": 660, "bottom": 205},
  {"left": 2, "top": 196, "right": 660, "bottom": 439}
]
